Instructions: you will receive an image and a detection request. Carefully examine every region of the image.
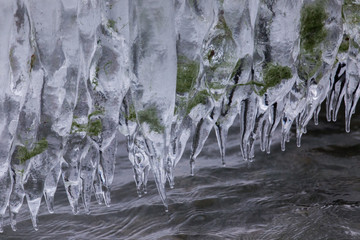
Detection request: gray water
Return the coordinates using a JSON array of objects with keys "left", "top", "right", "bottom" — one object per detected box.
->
[{"left": 2, "top": 111, "right": 360, "bottom": 239}]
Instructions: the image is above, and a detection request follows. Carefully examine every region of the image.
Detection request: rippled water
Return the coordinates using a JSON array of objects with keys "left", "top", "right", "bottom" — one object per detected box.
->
[{"left": 2, "top": 110, "right": 360, "bottom": 239}]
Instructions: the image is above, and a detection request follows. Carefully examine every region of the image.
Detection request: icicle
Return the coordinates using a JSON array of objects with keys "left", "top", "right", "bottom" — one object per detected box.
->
[
  {"left": 266, "top": 102, "right": 284, "bottom": 154},
  {"left": 119, "top": 91, "right": 150, "bottom": 193},
  {"left": 167, "top": 116, "right": 192, "bottom": 186},
  {"left": 90, "top": 0, "right": 130, "bottom": 206},
  {"left": 80, "top": 140, "right": 99, "bottom": 213},
  {"left": 168, "top": 0, "right": 215, "bottom": 184},
  {"left": 314, "top": 105, "right": 321, "bottom": 125},
  {"left": 213, "top": 0, "right": 258, "bottom": 164},
  {"left": 128, "top": 130, "right": 150, "bottom": 196},
  {"left": 27, "top": 197, "right": 41, "bottom": 231},
  {"left": 344, "top": 44, "right": 360, "bottom": 132},
  {"left": 189, "top": 0, "right": 239, "bottom": 170},
  {"left": 144, "top": 139, "right": 168, "bottom": 210},
  {"left": 93, "top": 167, "right": 105, "bottom": 205},
  {"left": 9, "top": 167, "right": 25, "bottom": 231},
  {"left": 62, "top": 141, "right": 82, "bottom": 215},
  {"left": 239, "top": 95, "right": 258, "bottom": 161},
  {"left": 44, "top": 162, "right": 61, "bottom": 214},
  {"left": 0, "top": 168, "right": 12, "bottom": 233},
  {"left": 129, "top": 0, "right": 177, "bottom": 209},
  {"left": 214, "top": 119, "right": 230, "bottom": 166},
  {"left": 296, "top": 114, "right": 302, "bottom": 148},
  {"left": 342, "top": 0, "right": 360, "bottom": 133},
  {"left": 0, "top": 1, "right": 27, "bottom": 231},
  {"left": 0, "top": 215, "right": 3, "bottom": 233},
  {"left": 23, "top": 157, "right": 46, "bottom": 231},
  {"left": 190, "top": 113, "right": 218, "bottom": 175},
  {"left": 99, "top": 137, "right": 118, "bottom": 206},
  {"left": 26, "top": 0, "right": 74, "bottom": 221},
  {"left": 328, "top": 63, "right": 347, "bottom": 122},
  {"left": 214, "top": 89, "right": 242, "bottom": 165},
  {"left": 253, "top": 96, "right": 270, "bottom": 155}
]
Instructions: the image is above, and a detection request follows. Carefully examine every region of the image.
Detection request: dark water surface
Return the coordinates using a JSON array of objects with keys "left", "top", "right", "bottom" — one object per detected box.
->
[{"left": 2, "top": 113, "right": 360, "bottom": 239}]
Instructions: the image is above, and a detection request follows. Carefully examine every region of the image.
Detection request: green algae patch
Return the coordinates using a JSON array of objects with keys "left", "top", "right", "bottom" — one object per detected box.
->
[
  {"left": 104, "top": 61, "right": 113, "bottom": 75},
  {"left": 9, "top": 47, "right": 16, "bottom": 70},
  {"left": 207, "top": 50, "right": 215, "bottom": 62},
  {"left": 351, "top": 39, "right": 360, "bottom": 50},
  {"left": 205, "top": 10, "right": 235, "bottom": 68},
  {"left": 87, "top": 119, "right": 102, "bottom": 136},
  {"left": 138, "top": 107, "right": 164, "bottom": 134},
  {"left": 339, "top": 35, "right": 350, "bottom": 53},
  {"left": 92, "top": 66, "right": 100, "bottom": 90},
  {"left": 107, "top": 19, "right": 118, "bottom": 32},
  {"left": 300, "top": 2, "right": 327, "bottom": 52},
  {"left": 174, "top": 96, "right": 187, "bottom": 115},
  {"left": 186, "top": 90, "right": 210, "bottom": 114},
  {"left": 71, "top": 121, "right": 87, "bottom": 133},
  {"left": 29, "top": 53, "right": 36, "bottom": 72},
  {"left": 208, "top": 82, "right": 227, "bottom": 90},
  {"left": 71, "top": 107, "right": 104, "bottom": 136},
  {"left": 230, "top": 58, "right": 242, "bottom": 79},
  {"left": 88, "top": 107, "right": 105, "bottom": 120},
  {"left": 71, "top": 119, "right": 103, "bottom": 137},
  {"left": 298, "top": 1, "right": 327, "bottom": 81},
  {"left": 258, "top": 64, "right": 292, "bottom": 96},
  {"left": 215, "top": 14, "right": 232, "bottom": 38},
  {"left": 125, "top": 104, "right": 136, "bottom": 122},
  {"left": 297, "top": 50, "right": 323, "bottom": 81},
  {"left": 176, "top": 56, "right": 199, "bottom": 94},
  {"left": 343, "top": 0, "right": 360, "bottom": 24},
  {"left": 263, "top": 64, "right": 292, "bottom": 87},
  {"left": 17, "top": 138, "right": 48, "bottom": 164}
]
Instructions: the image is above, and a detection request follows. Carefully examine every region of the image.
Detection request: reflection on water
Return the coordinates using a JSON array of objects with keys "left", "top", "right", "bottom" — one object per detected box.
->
[{"left": 2, "top": 113, "right": 360, "bottom": 239}]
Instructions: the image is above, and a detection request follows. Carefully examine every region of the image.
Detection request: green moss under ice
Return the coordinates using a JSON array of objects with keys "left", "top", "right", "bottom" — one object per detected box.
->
[
  {"left": 186, "top": 90, "right": 210, "bottom": 114},
  {"left": 300, "top": 2, "right": 327, "bottom": 52},
  {"left": 29, "top": 53, "right": 36, "bottom": 72},
  {"left": 176, "top": 56, "right": 199, "bottom": 94},
  {"left": 71, "top": 107, "right": 104, "bottom": 136},
  {"left": 258, "top": 64, "right": 292, "bottom": 96},
  {"left": 17, "top": 138, "right": 48, "bottom": 164},
  {"left": 87, "top": 119, "right": 102, "bottom": 136},
  {"left": 338, "top": 35, "right": 350, "bottom": 53},
  {"left": 297, "top": 49, "right": 323, "bottom": 81},
  {"left": 88, "top": 106, "right": 105, "bottom": 120},
  {"left": 92, "top": 66, "right": 100, "bottom": 90},
  {"left": 104, "top": 61, "right": 113, "bottom": 75},
  {"left": 107, "top": 19, "right": 118, "bottom": 32},
  {"left": 138, "top": 107, "right": 165, "bottom": 134},
  {"left": 230, "top": 58, "right": 242, "bottom": 79},
  {"left": 125, "top": 104, "right": 137, "bottom": 122},
  {"left": 343, "top": 0, "right": 360, "bottom": 24}
]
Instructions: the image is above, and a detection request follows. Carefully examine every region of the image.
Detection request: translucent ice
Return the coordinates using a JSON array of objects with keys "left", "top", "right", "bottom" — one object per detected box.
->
[{"left": 0, "top": 0, "right": 359, "bottom": 232}]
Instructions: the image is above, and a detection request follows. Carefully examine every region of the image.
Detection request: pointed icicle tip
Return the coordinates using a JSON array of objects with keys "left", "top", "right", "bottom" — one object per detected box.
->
[
  {"left": 72, "top": 203, "right": 79, "bottom": 215},
  {"left": 30, "top": 214, "right": 38, "bottom": 231},
  {"left": 190, "top": 160, "right": 195, "bottom": 176},
  {"left": 104, "top": 189, "right": 111, "bottom": 207},
  {"left": 44, "top": 194, "right": 55, "bottom": 214},
  {"left": 0, "top": 215, "right": 4, "bottom": 233},
  {"left": 10, "top": 212, "right": 17, "bottom": 231}
]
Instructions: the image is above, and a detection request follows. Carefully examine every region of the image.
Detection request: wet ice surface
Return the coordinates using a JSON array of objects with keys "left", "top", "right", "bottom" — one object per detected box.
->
[{"left": 2, "top": 110, "right": 360, "bottom": 239}]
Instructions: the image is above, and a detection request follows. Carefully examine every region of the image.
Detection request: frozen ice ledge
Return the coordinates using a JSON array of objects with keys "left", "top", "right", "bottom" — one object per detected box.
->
[{"left": 0, "top": 0, "right": 359, "bottom": 232}]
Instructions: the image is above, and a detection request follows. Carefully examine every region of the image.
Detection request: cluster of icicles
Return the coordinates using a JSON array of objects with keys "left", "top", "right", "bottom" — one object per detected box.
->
[{"left": 0, "top": 0, "right": 359, "bottom": 232}]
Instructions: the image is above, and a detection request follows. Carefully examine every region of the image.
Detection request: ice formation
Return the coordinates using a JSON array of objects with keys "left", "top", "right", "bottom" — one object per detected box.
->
[{"left": 0, "top": 0, "right": 359, "bottom": 232}]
